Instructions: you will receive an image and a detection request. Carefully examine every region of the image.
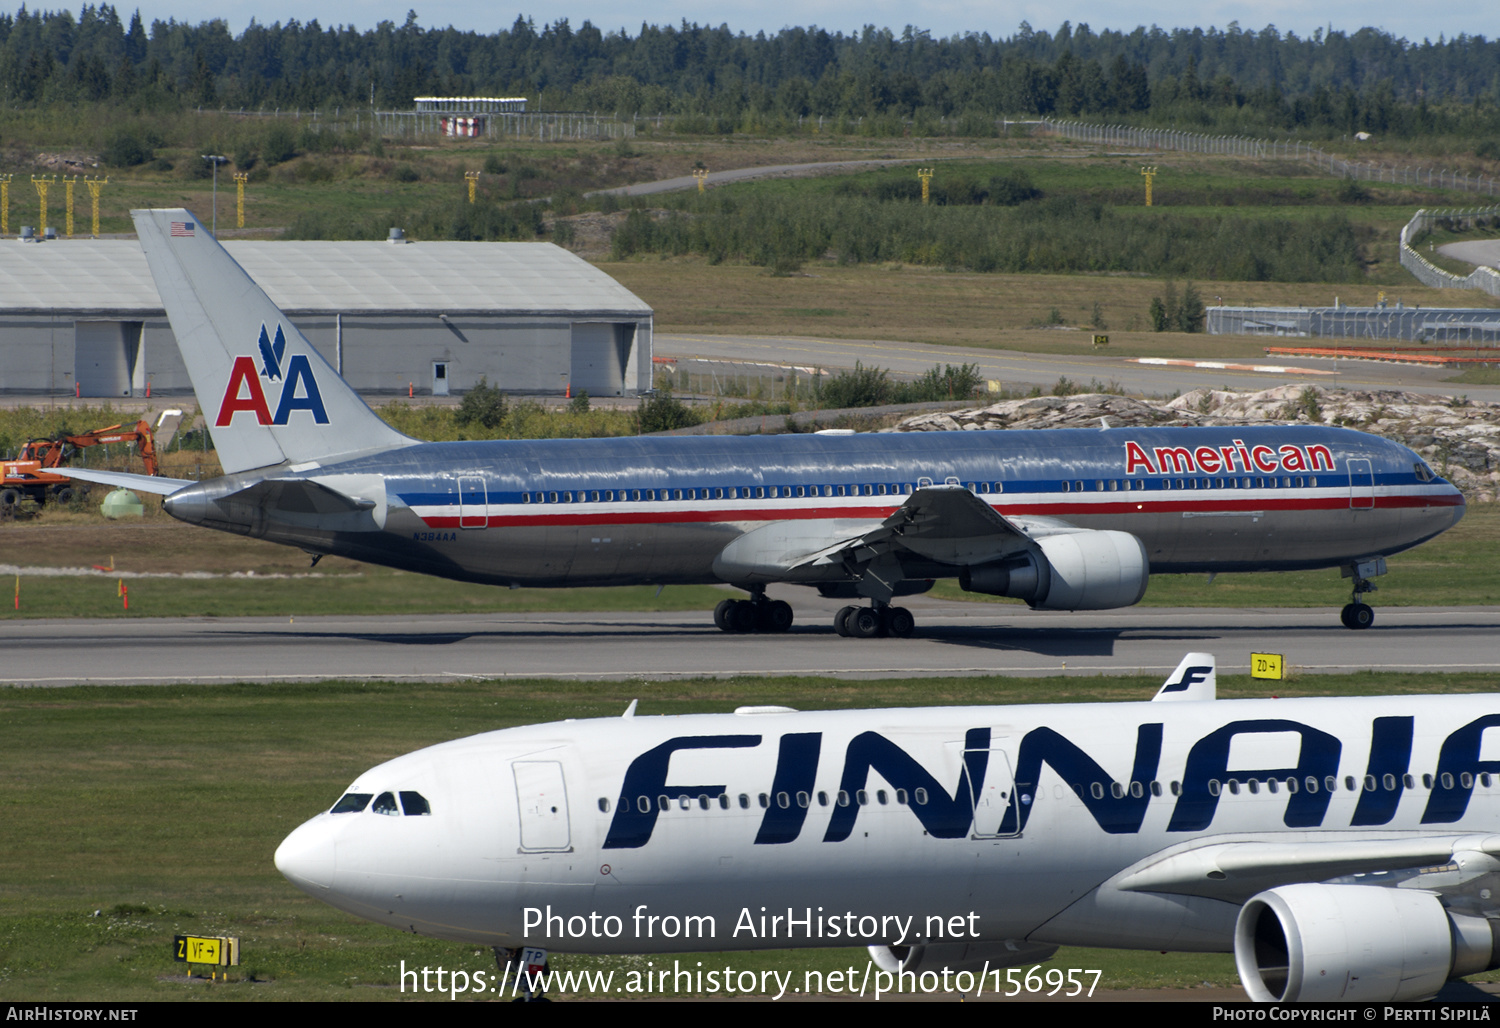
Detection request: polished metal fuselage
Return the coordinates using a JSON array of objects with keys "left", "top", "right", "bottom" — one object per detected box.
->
[{"left": 170, "top": 426, "right": 1464, "bottom": 589}]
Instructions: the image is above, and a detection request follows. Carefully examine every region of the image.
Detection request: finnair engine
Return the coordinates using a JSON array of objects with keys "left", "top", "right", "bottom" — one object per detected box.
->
[
  {"left": 1235, "top": 884, "right": 1500, "bottom": 1002},
  {"left": 867, "top": 941, "right": 1059, "bottom": 977},
  {"left": 960, "top": 530, "right": 1148, "bottom": 610}
]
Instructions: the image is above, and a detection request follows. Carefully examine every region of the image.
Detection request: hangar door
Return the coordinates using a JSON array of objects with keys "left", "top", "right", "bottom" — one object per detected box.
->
[
  {"left": 75, "top": 321, "right": 145, "bottom": 397},
  {"left": 570, "top": 322, "right": 634, "bottom": 396}
]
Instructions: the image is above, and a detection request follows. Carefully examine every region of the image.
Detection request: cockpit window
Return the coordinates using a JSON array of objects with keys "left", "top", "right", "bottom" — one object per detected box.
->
[
  {"left": 399, "top": 791, "right": 431, "bottom": 816},
  {"left": 372, "top": 792, "right": 400, "bottom": 816},
  {"left": 331, "top": 792, "right": 372, "bottom": 814},
  {"left": 1414, "top": 462, "right": 1435, "bottom": 483}
]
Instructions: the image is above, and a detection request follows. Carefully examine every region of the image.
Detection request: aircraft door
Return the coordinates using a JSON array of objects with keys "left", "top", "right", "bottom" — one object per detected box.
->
[
  {"left": 1348, "top": 458, "right": 1374, "bottom": 510},
  {"left": 513, "top": 760, "right": 572, "bottom": 852},
  {"left": 459, "top": 476, "right": 488, "bottom": 529},
  {"left": 967, "top": 742, "right": 1021, "bottom": 838}
]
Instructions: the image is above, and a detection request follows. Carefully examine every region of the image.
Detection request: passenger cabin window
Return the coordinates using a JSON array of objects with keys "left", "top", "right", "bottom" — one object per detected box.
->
[{"left": 331, "top": 792, "right": 372, "bottom": 814}]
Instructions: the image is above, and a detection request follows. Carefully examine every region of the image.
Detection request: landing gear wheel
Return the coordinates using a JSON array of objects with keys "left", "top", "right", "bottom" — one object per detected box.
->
[
  {"left": 727, "top": 600, "right": 759, "bottom": 633},
  {"left": 763, "top": 599, "right": 794, "bottom": 633},
  {"left": 714, "top": 599, "right": 737, "bottom": 632},
  {"left": 852, "top": 607, "right": 885, "bottom": 638},
  {"left": 884, "top": 606, "right": 915, "bottom": 638},
  {"left": 834, "top": 605, "right": 857, "bottom": 636},
  {"left": 1349, "top": 602, "right": 1374, "bottom": 630}
]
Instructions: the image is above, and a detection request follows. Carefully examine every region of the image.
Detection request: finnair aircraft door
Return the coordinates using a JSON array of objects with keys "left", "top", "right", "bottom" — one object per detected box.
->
[
  {"left": 967, "top": 740, "right": 1020, "bottom": 838},
  {"left": 513, "top": 760, "right": 572, "bottom": 852}
]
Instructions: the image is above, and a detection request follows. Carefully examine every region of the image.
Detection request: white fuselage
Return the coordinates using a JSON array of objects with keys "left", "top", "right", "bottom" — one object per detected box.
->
[{"left": 275, "top": 694, "right": 1500, "bottom": 955}]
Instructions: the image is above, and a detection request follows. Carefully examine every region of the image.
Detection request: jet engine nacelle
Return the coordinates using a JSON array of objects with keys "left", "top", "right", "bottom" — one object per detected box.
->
[
  {"left": 960, "top": 530, "right": 1149, "bottom": 611},
  {"left": 1235, "top": 883, "right": 1500, "bottom": 1002},
  {"left": 867, "top": 941, "right": 1060, "bottom": 977}
]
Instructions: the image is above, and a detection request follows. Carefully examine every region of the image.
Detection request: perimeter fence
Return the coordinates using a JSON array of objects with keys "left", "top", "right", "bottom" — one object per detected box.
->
[{"left": 1040, "top": 118, "right": 1500, "bottom": 199}]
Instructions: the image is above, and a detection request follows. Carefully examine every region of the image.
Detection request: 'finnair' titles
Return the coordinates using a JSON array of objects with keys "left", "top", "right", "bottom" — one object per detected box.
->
[
  {"left": 52, "top": 209, "right": 1463, "bottom": 638},
  {"left": 276, "top": 655, "right": 1500, "bottom": 1003}
]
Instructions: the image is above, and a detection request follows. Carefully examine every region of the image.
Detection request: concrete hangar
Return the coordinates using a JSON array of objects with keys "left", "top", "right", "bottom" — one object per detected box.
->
[{"left": 0, "top": 238, "right": 653, "bottom": 398}]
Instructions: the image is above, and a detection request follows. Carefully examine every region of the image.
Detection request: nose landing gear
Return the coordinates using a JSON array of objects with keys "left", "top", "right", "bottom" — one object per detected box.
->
[{"left": 1339, "top": 557, "right": 1386, "bottom": 630}]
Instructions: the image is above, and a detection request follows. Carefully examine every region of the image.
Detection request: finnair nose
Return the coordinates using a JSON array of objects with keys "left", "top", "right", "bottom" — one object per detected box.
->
[{"left": 275, "top": 817, "right": 337, "bottom": 892}]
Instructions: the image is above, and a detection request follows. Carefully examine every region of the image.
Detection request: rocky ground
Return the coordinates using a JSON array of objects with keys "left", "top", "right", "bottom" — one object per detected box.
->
[{"left": 893, "top": 383, "right": 1500, "bottom": 502}]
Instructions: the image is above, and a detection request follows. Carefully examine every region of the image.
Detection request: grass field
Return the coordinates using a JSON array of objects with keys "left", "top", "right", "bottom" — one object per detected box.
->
[
  {"left": 607, "top": 260, "right": 1496, "bottom": 355},
  {"left": 5, "top": 670, "right": 1500, "bottom": 1000}
]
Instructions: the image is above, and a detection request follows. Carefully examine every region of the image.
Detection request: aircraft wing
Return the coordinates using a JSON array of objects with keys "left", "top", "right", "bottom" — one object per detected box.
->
[
  {"left": 714, "top": 485, "right": 1043, "bottom": 592},
  {"left": 784, "top": 486, "right": 1038, "bottom": 569},
  {"left": 41, "top": 467, "right": 197, "bottom": 496},
  {"left": 1114, "top": 835, "right": 1500, "bottom": 904}
]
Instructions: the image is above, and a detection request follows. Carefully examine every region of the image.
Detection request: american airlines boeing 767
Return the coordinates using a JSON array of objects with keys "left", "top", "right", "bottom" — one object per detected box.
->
[{"left": 58, "top": 209, "right": 1464, "bottom": 635}]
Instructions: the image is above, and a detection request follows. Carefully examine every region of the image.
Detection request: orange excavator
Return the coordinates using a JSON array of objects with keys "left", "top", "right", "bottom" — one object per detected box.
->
[{"left": 1, "top": 420, "right": 163, "bottom": 512}]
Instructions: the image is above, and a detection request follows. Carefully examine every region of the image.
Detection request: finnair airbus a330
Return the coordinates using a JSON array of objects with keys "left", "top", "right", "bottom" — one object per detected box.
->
[
  {"left": 62, "top": 209, "right": 1464, "bottom": 635},
  {"left": 275, "top": 654, "right": 1500, "bottom": 1002}
]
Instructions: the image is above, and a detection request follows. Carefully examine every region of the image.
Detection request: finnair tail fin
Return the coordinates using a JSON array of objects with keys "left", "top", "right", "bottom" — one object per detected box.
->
[
  {"left": 133, "top": 209, "right": 413, "bottom": 475},
  {"left": 1151, "top": 653, "right": 1217, "bottom": 702}
]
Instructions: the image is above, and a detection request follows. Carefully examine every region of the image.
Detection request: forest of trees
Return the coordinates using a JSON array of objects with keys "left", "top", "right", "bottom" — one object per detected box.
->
[{"left": 3, "top": 6, "right": 1499, "bottom": 139}]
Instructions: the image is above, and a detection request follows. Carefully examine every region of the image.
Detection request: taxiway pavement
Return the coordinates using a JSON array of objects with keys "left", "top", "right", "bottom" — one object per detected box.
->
[
  {"left": 657, "top": 333, "right": 1500, "bottom": 405},
  {"left": 5, "top": 597, "right": 1498, "bottom": 687}
]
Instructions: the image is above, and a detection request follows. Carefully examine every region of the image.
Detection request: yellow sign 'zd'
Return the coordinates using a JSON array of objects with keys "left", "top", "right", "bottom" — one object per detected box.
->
[
  {"left": 1251, "top": 653, "right": 1284, "bottom": 680},
  {"left": 174, "top": 934, "right": 238, "bottom": 965}
]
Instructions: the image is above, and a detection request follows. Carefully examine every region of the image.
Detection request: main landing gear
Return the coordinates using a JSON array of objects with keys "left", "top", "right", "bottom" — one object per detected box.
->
[
  {"left": 1339, "top": 557, "right": 1387, "bottom": 631},
  {"left": 714, "top": 588, "right": 794, "bottom": 634},
  {"left": 833, "top": 602, "right": 915, "bottom": 639}
]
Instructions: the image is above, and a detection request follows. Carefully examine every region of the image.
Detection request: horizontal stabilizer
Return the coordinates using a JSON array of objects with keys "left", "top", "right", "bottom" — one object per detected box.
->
[{"left": 42, "top": 466, "right": 196, "bottom": 496}]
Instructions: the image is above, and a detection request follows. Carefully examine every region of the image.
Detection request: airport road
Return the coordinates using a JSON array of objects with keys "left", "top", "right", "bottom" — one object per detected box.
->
[
  {"left": 656, "top": 332, "right": 1500, "bottom": 404},
  {"left": 5, "top": 594, "right": 1499, "bottom": 687},
  {"left": 1439, "top": 239, "right": 1500, "bottom": 270}
]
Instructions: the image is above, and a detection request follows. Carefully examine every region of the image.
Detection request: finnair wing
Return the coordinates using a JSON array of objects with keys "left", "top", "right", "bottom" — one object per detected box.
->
[
  {"left": 1115, "top": 835, "right": 1500, "bottom": 904},
  {"left": 43, "top": 467, "right": 196, "bottom": 496},
  {"left": 1152, "top": 653, "right": 1217, "bottom": 702}
]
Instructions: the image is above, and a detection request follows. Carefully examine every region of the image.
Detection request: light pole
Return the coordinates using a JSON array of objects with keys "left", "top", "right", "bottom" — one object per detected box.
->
[{"left": 201, "top": 155, "right": 227, "bottom": 236}]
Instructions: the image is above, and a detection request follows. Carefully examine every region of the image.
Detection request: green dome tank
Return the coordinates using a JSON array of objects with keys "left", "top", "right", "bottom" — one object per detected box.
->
[{"left": 100, "top": 488, "right": 144, "bottom": 519}]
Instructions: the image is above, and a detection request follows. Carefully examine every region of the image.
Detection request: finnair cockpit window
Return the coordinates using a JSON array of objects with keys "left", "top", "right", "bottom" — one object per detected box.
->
[
  {"left": 372, "top": 792, "right": 401, "bottom": 816},
  {"left": 331, "top": 792, "right": 372, "bottom": 814},
  {"left": 399, "top": 791, "right": 431, "bottom": 815}
]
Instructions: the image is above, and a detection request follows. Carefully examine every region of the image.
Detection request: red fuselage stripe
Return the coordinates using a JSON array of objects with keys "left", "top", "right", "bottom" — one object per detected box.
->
[{"left": 416, "top": 491, "right": 1461, "bottom": 529}]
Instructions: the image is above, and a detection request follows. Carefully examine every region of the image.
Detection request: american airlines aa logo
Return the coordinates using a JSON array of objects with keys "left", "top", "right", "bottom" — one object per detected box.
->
[{"left": 216, "top": 324, "right": 330, "bottom": 427}]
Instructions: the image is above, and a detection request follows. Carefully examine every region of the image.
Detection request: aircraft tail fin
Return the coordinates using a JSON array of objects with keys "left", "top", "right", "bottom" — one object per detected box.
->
[
  {"left": 132, "top": 209, "right": 414, "bottom": 475},
  {"left": 1152, "top": 652, "right": 1216, "bottom": 702}
]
